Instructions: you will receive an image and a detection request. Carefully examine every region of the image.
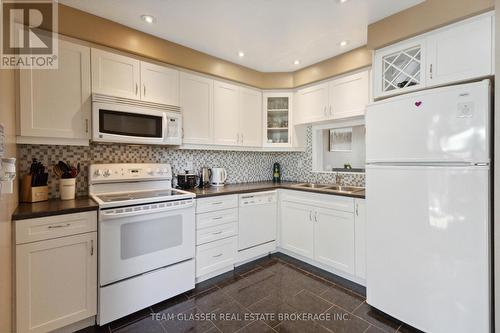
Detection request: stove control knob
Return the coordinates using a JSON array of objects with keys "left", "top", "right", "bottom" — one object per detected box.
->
[
  {"left": 103, "top": 169, "right": 111, "bottom": 177},
  {"left": 155, "top": 169, "right": 161, "bottom": 175},
  {"left": 93, "top": 169, "right": 102, "bottom": 177},
  {"left": 145, "top": 168, "right": 154, "bottom": 176}
]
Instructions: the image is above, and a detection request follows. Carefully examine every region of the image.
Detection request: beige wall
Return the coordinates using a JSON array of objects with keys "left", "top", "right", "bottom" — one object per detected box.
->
[
  {"left": 0, "top": 69, "right": 17, "bottom": 333},
  {"left": 293, "top": 47, "right": 372, "bottom": 87},
  {"left": 368, "top": 0, "right": 494, "bottom": 50}
]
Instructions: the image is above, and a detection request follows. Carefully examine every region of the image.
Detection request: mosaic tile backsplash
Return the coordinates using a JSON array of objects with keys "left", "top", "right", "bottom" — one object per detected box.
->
[{"left": 18, "top": 127, "right": 365, "bottom": 198}]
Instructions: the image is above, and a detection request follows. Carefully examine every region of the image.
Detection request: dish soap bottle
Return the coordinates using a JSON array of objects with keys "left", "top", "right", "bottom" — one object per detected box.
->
[{"left": 272, "top": 162, "right": 281, "bottom": 183}]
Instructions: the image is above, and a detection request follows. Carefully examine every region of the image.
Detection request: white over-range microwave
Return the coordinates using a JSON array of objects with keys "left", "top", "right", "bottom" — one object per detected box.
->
[{"left": 92, "top": 94, "right": 182, "bottom": 145}]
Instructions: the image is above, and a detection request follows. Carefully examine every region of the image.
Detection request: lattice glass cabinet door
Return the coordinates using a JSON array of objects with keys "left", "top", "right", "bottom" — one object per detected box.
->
[{"left": 374, "top": 40, "right": 426, "bottom": 98}]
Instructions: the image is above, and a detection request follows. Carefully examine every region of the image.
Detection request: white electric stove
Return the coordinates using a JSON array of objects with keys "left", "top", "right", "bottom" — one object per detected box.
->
[{"left": 89, "top": 163, "right": 196, "bottom": 325}]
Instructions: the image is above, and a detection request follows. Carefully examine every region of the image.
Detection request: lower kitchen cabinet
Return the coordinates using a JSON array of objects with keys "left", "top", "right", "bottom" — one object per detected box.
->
[
  {"left": 195, "top": 195, "right": 239, "bottom": 281},
  {"left": 354, "top": 199, "right": 366, "bottom": 279},
  {"left": 15, "top": 212, "right": 97, "bottom": 333},
  {"left": 280, "top": 200, "right": 314, "bottom": 259},
  {"left": 279, "top": 191, "right": 365, "bottom": 282},
  {"left": 314, "top": 207, "right": 355, "bottom": 275}
]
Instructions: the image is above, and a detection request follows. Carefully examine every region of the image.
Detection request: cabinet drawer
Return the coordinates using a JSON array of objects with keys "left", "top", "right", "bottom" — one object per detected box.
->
[
  {"left": 16, "top": 211, "right": 97, "bottom": 244},
  {"left": 196, "top": 208, "right": 238, "bottom": 229},
  {"left": 196, "top": 222, "right": 237, "bottom": 246},
  {"left": 196, "top": 195, "right": 238, "bottom": 214},
  {"left": 196, "top": 237, "right": 237, "bottom": 277}
]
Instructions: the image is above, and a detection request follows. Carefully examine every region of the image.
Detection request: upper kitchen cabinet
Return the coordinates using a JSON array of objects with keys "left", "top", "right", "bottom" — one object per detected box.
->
[
  {"left": 18, "top": 39, "right": 91, "bottom": 146},
  {"left": 91, "top": 48, "right": 140, "bottom": 99},
  {"left": 373, "top": 38, "right": 426, "bottom": 98},
  {"left": 91, "top": 48, "right": 180, "bottom": 105},
  {"left": 426, "top": 14, "right": 493, "bottom": 87},
  {"left": 263, "top": 92, "right": 293, "bottom": 147},
  {"left": 373, "top": 13, "right": 493, "bottom": 99},
  {"left": 329, "top": 70, "right": 370, "bottom": 120},
  {"left": 296, "top": 83, "right": 329, "bottom": 124},
  {"left": 213, "top": 81, "right": 240, "bottom": 146},
  {"left": 296, "top": 69, "right": 370, "bottom": 125},
  {"left": 180, "top": 72, "right": 213, "bottom": 145},
  {"left": 239, "top": 87, "right": 262, "bottom": 147},
  {"left": 140, "top": 62, "right": 179, "bottom": 105}
]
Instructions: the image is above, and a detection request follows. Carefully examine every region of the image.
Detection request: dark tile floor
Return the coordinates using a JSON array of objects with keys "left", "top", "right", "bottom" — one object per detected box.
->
[{"left": 78, "top": 254, "right": 423, "bottom": 333}]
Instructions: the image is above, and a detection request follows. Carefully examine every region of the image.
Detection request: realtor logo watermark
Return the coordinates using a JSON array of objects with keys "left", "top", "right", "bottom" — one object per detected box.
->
[{"left": 1, "top": 0, "right": 58, "bottom": 68}]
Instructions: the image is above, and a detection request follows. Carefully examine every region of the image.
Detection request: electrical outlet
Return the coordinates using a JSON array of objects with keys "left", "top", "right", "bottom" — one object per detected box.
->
[{"left": 184, "top": 161, "right": 193, "bottom": 171}]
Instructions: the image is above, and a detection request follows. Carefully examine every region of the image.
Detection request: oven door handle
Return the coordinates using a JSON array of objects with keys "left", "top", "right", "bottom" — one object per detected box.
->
[{"left": 100, "top": 201, "right": 193, "bottom": 220}]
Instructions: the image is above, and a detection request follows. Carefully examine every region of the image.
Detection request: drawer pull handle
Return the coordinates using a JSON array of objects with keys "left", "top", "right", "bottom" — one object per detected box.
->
[
  {"left": 212, "top": 202, "right": 223, "bottom": 205},
  {"left": 212, "top": 231, "right": 223, "bottom": 235},
  {"left": 212, "top": 253, "right": 223, "bottom": 258},
  {"left": 212, "top": 216, "right": 223, "bottom": 220},
  {"left": 48, "top": 223, "right": 71, "bottom": 229}
]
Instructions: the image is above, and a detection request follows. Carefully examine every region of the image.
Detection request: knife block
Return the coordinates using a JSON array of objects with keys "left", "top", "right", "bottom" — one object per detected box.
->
[{"left": 20, "top": 175, "right": 48, "bottom": 203}]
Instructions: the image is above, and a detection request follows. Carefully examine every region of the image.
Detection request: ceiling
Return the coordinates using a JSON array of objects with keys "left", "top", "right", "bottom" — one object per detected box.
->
[{"left": 59, "top": 0, "right": 424, "bottom": 72}]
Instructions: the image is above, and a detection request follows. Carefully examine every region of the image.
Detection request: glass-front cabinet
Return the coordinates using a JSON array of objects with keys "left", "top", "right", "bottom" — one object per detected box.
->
[
  {"left": 263, "top": 92, "right": 293, "bottom": 147},
  {"left": 373, "top": 38, "right": 426, "bottom": 98}
]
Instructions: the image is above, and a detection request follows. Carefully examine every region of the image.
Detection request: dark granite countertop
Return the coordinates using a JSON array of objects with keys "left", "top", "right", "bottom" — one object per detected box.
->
[
  {"left": 12, "top": 182, "right": 364, "bottom": 221},
  {"left": 12, "top": 197, "right": 98, "bottom": 221},
  {"left": 188, "top": 181, "right": 365, "bottom": 199}
]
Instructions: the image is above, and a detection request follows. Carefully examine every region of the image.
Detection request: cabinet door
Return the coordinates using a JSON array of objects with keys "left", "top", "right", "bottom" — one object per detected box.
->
[
  {"left": 16, "top": 232, "right": 97, "bottom": 333},
  {"left": 141, "top": 62, "right": 179, "bottom": 105},
  {"left": 426, "top": 15, "right": 493, "bottom": 87},
  {"left": 239, "top": 87, "right": 262, "bottom": 147},
  {"left": 354, "top": 199, "right": 366, "bottom": 279},
  {"left": 314, "top": 207, "right": 355, "bottom": 275},
  {"left": 330, "top": 70, "right": 370, "bottom": 119},
  {"left": 180, "top": 72, "right": 214, "bottom": 144},
  {"left": 280, "top": 201, "right": 314, "bottom": 259},
  {"left": 296, "top": 82, "right": 329, "bottom": 124},
  {"left": 91, "top": 48, "right": 140, "bottom": 99},
  {"left": 373, "top": 39, "right": 426, "bottom": 98},
  {"left": 19, "top": 39, "right": 91, "bottom": 140},
  {"left": 213, "top": 81, "right": 240, "bottom": 146}
]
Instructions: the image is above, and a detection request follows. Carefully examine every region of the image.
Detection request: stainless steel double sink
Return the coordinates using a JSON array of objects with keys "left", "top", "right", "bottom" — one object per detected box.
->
[{"left": 292, "top": 183, "right": 365, "bottom": 194}]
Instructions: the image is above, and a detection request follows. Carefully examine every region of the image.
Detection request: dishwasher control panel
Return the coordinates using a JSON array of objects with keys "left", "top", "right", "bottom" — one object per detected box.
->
[{"left": 239, "top": 191, "right": 277, "bottom": 206}]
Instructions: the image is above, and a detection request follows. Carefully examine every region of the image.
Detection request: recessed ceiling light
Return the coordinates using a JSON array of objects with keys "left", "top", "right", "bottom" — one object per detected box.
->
[
  {"left": 238, "top": 51, "right": 245, "bottom": 57},
  {"left": 338, "top": 0, "right": 349, "bottom": 3},
  {"left": 339, "top": 40, "right": 349, "bottom": 47},
  {"left": 141, "top": 15, "right": 155, "bottom": 24},
  {"left": 293, "top": 60, "right": 301, "bottom": 65}
]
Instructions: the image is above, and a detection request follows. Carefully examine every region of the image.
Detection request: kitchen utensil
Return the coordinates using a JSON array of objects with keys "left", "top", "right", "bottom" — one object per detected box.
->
[
  {"left": 177, "top": 171, "right": 198, "bottom": 189},
  {"left": 210, "top": 168, "right": 227, "bottom": 187},
  {"left": 199, "top": 167, "right": 212, "bottom": 188}
]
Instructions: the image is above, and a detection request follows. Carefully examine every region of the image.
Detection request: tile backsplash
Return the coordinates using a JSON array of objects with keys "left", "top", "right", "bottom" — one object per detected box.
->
[{"left": 18, "top": 127, "right": 365, "bottom": 198}]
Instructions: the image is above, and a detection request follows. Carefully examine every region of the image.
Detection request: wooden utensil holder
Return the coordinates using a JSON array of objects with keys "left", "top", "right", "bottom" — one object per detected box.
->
[{"left": 20, "top": 175, "right": 48, "bottom": 203}]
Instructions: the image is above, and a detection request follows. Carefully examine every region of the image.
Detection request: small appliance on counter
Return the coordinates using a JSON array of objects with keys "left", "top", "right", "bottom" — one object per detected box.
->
[
  {"left": 177, "top": 171, "right": 198, "bottom": 189},
  {"left": 21, "top": 159, "right": 49, "bottom": 202},
  {"left": 199, "top": 167, "right": 212, "bottom": 188},
  {"left": 210, "top": 168, "right": 227, "bottom": 187},
  {"left": 272, "top": 162, "right": 281, "bottom": 183}
]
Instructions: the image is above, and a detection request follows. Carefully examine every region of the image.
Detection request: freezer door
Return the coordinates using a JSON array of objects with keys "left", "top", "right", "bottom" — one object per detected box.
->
[
  {"left": 366, "top": 80, "right": 490, "bottom": 163},
  {"left": 365, "top": 165, "right": 490, "bottom": 333}
]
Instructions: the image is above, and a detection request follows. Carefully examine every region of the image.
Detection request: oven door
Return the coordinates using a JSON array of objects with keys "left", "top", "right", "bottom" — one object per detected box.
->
[
  {"left": 93, "top": 101, "right": 166, "bottom": 145},
  {"left": 99, "top": 200, "right": 195, "bottom": 286}
]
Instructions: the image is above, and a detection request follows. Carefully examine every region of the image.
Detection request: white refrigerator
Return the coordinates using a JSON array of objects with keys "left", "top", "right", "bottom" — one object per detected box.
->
[{"left": 365, "top": 80, "right": 491, "bottom": 333}]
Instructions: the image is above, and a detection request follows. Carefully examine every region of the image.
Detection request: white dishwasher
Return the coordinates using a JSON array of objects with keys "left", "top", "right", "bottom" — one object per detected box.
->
[{"left": 238, "top": 191, "right": 277, "bottom": 253}]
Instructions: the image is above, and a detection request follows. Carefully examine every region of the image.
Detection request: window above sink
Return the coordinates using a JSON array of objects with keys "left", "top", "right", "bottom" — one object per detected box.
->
[{"left": 311, "top": 120, "right": 365, "bottom": 174}]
